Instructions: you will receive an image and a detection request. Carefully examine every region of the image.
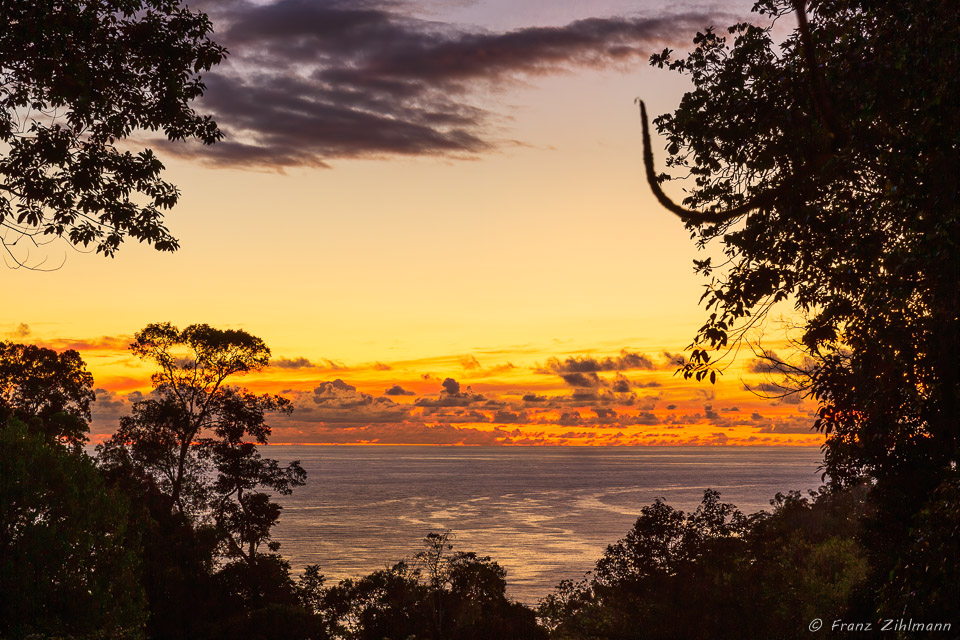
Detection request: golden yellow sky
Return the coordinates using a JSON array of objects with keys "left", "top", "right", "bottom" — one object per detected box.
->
[{"left": 1, "top": 0, "right": 822, "bottom": 447}]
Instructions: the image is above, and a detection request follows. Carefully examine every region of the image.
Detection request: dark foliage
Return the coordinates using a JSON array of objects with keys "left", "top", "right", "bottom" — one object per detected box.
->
[
  {"left": 98, "top": 322, "right": 305, "bottom": 566},
  {"left": 314, "top": 533, "right": 546, "bottom": 640},
  {"left": 97, "top": 443, "right": 319, "bottom": 640},
  {"left": 642, "top": 0, "right": 959, "bottom": 625},
  {"left": 539, "top": 489, "right": 871, "bottom": 640},
  {"left": 0, "top": 340, "right": 94, "bottom": 447},
  {"left": 0, "top": 419, "right": 146, "bottom": 639},
  {"left": 879, "top": 472, "right": 960, "bottom": 621},
  {"left": 0, "top": 0, "right": 225, "bottom": 266},
  {"left": 207, "top": 603, "right": 329, "bottom": 640},
  {"left": 98, "top": 453, "right": 222, "bottom": 640},
  {"left": 94, "top": 323, "right": 307, "bottom": 639},
  {"left": 648, "top": 0, "right": 959, "bottom": 485}
]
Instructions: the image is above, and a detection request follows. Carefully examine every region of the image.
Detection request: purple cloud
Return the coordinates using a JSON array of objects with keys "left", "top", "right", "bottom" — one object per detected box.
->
[{"left": 160, "top": 0, "right": 729, "bottom": 167}]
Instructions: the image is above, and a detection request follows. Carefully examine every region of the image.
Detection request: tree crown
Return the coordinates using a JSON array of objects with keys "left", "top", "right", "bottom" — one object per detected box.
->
[{"left": 0, "top": 340, "right": 94, "bottom": 446}]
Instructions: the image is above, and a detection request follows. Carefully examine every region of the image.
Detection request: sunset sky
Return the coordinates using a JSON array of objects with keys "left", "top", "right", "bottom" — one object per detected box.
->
[{"left": 3, "top": 0, "right": 821, "bottom": 447}]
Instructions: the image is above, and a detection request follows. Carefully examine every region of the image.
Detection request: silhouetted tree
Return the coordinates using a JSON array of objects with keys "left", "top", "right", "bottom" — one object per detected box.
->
[
  {"left": 99, "top": 323, "right": 305, "bottom": 566},
  {"left": 644, "top": 0, "right": 958, "bottom": 486},
  {"left": 98, "top": 446, "right": 222, "bottom": 640},
  {"left": 412, "top": 531, "right": 543, "bottom": 639},
  {"left": 0, "top": 342, "right": 148, "bottom": 637},
  {"left": 0, "top": 0, "right": 225, "bottom": 267},
  {"left": 0, "top": 340, "right": 94, "bottom": 447},
  {"left": 95, "top": 323, "right": 308, "bottom": 637},
  {"left": 317, "top": 533, "right": 546, "bottom": 640},
  {"left": 323, "top": 561, "right": 429, "bottom": 640},
  {"left": 539, "top": 490, "right": 870, "bottom": 640},
  {"left": 201, "top": 387, "right": 305, "bottom": 566},
  {"left": 641, "top": 0, "right": 959, "bottom": 620},
  {"left": 416, "top": 531, "right": 454, "bottom": 636}
]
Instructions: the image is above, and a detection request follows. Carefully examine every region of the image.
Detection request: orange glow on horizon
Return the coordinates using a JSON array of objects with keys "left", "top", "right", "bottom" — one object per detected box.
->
[{"left": 58, "top": 334, "right": 825, "bottom": 448}]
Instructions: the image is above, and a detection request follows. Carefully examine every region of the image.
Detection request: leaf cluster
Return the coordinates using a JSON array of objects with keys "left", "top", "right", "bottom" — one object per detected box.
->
[{"left": 0, "top": 0, "right": 225, "bottom": 264}]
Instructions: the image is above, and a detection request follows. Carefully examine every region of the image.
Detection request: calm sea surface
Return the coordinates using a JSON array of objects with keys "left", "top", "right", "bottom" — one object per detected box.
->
[{"left": 265, "top": 446, "right": 824, "bottom": 604}]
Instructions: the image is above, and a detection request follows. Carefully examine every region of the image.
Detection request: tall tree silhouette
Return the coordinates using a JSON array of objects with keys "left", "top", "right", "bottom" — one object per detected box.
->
[
  {"left": 641, "top": 0, "right": 959, "bottom": 484},
  {"left": 640, "top": 0, "right": 959, "bottom": 620},
  {"left": 99, "top": 323, "right": 305, "bottom": 564}
]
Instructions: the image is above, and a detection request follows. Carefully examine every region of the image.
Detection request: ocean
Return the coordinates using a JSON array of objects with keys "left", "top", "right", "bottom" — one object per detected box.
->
[{"left": 266, "top": 445, "right": 824, "bottom": 604}]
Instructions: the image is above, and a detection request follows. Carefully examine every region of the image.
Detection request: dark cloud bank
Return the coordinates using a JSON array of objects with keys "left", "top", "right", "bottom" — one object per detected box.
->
[{"left": 164, "top": 0, "right": 729, "bottom": 168}]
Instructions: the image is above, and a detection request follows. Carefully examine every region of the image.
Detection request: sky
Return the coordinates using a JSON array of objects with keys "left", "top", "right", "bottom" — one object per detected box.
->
[{"left": 2, "top": 0, "right": 823, "bottom": 447}]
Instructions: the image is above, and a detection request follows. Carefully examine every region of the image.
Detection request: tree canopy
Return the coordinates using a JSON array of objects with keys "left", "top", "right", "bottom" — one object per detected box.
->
[
  {"left": 0, "top": 340, "right": 94, "bottom": 447},
  {"left": 0, "top": 344, "right": 146, "bottom": 639},
  {"left": 318, "top": 533, "right": 546, "bottom": 640},
  {"left": 538, "top": 488, "right": 870, "bottom": 640},
  {"left": 0, "top": 0, "right": 225, "bottom": 266},
  {"left": 99, "top": 323, "right": 305, "bottom": 566},
  {"left": 0, "top": 419, "right": 147, "bottom": 639},
  {"left": 640, "top": 0, "right": 959, "bottom": 621},
  {"left": 642, "top": 0, "right": 959, "bottom": 485}
]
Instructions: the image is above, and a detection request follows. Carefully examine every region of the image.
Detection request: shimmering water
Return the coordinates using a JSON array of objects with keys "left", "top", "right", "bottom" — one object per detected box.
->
[{"left": 267, "top": 446, "right": 824, "bottom": 604}]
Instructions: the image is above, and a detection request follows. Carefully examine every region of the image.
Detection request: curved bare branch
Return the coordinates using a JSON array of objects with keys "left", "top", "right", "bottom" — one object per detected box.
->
[
  {"left": 639, "top": 99, "right": 777, "bottom": 224},
  {"left": 641, "top": 0, "right": 845, "bottom": 224}
]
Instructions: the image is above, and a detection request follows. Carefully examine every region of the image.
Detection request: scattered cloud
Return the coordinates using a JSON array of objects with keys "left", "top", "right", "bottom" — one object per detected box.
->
[
  {"left": 90, "top": 388, "right": 131, "bottom": 424},
  {"left": 442, "top": 377, "right": 460, "bottom": 395},
  {"left": 694, "top": 388, "right": 715, "bottom": 402},
  {"left": 747, "top": 350, "right": 785, "bottom": 374},
  {"left": 61, "top": 331, "right": 822, "bottom": 445},
  {"left": 536, "top": 349, "right": 656, "bottom": 375},
  {"left": 751, "top": 412, "right": 816, "bottom": 434},
  {"left": 294, "top": 379, "right": 410, "bottom": 424},
  {"left": 384, "top": 384, "right": 416, "bottom": 396},
  {"left": 661, "top": 351, "right": 687, "bottom": 368},
  {"left": 415, "top": 377, "right": 487, "bottom": 407},
  {"left": 491, "top": 410, "right": 525, "bottom": 424},
  {"left": 31, "top": 335, "right": 132, "bottom": 354},
  {"left": 313, "top": 379, "right": 392, "bottom": 408},
  {"left": 746, "top": 349, "right": 816, "bottom": 375},
  {"left": 272, "top": 356, "right": 315, "bottom": 369},
  {"left": 560, "top": 371, "right": 604, "bottom": 388},
  {"left": 611, "top": 373, "right": 631, "bottom": 393},
  {"left": 274, "top": 422, "right": 522, "bottom": 446},
  {"left": 8, "top": 323, "right": 30, "bottom": 339},
  {"left": 270, "top": 357, "right": 348, "bottom": 371},
  {"left": 745, "top": 381, "right": 803, "bottom": 405}
]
